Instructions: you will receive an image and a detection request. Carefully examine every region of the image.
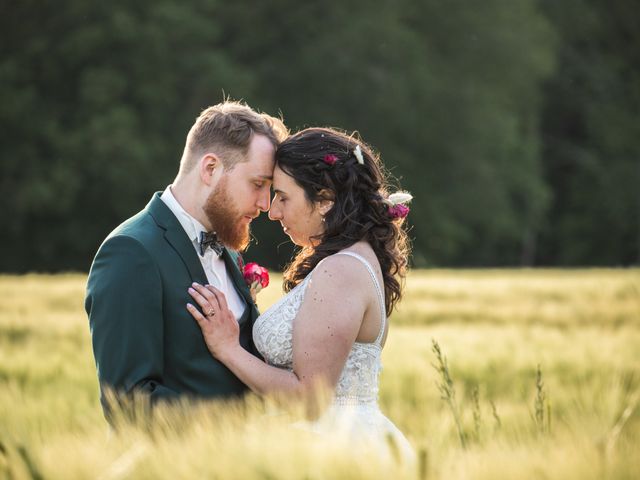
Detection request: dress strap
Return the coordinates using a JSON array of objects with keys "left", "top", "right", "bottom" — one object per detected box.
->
[{"left": 333, "top": 251, "right": 387, "bottom": 346}]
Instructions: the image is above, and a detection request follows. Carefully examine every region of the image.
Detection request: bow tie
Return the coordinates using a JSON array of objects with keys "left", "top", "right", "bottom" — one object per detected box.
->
[{"left": 198, "top": 231, "right": 224, "bottom": 257}]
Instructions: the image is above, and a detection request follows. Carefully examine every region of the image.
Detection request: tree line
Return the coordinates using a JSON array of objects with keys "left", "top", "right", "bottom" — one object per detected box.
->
[{"left": 1, "top": 0, "right": 638, "bottom": 271}]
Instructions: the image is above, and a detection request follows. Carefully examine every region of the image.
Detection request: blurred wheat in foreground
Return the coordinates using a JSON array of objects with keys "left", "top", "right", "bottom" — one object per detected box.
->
[{"left": 1, "top": 269, "right": 639, "bottom": 479}]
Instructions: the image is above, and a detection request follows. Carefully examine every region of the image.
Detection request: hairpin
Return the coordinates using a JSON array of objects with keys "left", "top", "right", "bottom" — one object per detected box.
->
[{"left": 353, "top": 145, "right": 364, "bottom": 165}]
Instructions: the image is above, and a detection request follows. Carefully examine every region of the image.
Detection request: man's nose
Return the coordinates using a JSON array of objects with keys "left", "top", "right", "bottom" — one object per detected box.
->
[{"left": 257, "top": 189, "right": 270, "bottom": 212}]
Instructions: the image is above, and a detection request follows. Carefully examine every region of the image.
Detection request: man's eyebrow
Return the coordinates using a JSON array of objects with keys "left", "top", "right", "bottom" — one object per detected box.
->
[{"left": 254, "top": 174, "right": 273, "bottom": 180}]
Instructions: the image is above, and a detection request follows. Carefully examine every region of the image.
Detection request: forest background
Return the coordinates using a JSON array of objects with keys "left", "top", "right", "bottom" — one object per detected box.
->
[{"left": 1, "top": 0, "right": 638, "bottom": 272}]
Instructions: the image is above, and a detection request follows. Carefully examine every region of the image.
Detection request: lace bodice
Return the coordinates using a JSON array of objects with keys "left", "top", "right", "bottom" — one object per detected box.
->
[
  {"left": 253, "top": 252, "right": 386, "bottom": 405},
  {"left": 253, "top": 252, "right": 415, "bottom": 463}
]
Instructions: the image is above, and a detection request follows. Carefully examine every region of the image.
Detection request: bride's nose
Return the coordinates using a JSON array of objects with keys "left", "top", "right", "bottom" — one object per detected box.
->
[{"left": 268, "top": 199, "right": 281, "bottom": 221}]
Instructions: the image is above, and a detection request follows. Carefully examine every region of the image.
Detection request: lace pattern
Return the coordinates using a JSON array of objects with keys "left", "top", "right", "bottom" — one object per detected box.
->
[
  {"left": 253, "top": 252, "right": 385, "bottom": 404},
  {"left": 253, "top": 251, "right": 414, "bottom": 462},
  {"left": 252, "top": 276, "right": 311, "bottom": 371}
]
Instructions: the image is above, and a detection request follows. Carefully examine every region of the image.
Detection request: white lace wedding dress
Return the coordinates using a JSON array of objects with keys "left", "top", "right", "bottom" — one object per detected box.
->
[{"left": 253, "top": 251, "right": 415, "bottom": 462}]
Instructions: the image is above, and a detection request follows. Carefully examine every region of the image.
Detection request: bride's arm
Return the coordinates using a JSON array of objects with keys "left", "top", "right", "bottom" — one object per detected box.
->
[
  {"left": 186, "top": 256, "right": 367, "bottom": 397},
  {"left": 290, "top": 256, "right": 369, "bottom": 392}
]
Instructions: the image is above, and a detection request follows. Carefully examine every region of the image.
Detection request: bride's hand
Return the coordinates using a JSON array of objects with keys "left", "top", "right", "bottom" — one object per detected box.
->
[{"left": 186, "top": 283, "right": 240, "bottom": 359}]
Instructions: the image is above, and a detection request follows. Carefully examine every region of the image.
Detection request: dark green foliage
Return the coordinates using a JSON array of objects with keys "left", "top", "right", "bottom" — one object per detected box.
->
[
  {"left": 537, "top": 0, "right": 640, "bottom": 265},
  {"left": 1, "top": 0, "right": 638, "bottom": 271},
  {"left": 0, "top": 0, "right": 253, "bottom": 271}
]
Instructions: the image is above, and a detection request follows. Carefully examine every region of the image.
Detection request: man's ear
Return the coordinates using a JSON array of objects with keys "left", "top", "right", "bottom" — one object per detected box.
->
[{"left": 199, "top": 153, "right": 221, "bottom": 185}]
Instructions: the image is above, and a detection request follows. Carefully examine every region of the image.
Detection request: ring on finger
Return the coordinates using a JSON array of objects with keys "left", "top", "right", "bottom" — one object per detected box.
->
[{"left": 206, "top": 309, "right": 215, "bottom": 317}]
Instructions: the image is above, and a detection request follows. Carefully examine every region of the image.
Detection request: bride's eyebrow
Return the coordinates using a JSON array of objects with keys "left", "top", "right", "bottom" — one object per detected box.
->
[{"left": 272, "top": 188, "right": 286, "bottom": 195}]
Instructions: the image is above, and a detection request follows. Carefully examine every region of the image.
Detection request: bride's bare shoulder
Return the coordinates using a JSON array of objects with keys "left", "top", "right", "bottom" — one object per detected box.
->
[{"left": 313, "top": 244, "right": 377, "bottom": 287}]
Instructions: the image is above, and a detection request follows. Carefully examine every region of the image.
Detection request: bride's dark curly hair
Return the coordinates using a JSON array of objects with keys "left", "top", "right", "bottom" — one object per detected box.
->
[{"left": 275, "top": 127, "right": 411, "bottom": 315}]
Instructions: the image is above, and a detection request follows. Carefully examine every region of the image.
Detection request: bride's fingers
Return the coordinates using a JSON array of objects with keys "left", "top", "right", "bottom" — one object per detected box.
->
[
  {"left": 187, "top": 286, "right": 213, "bottom": 313},
  {"left": 190, "top": 283, "right": 220, "bottom": 311},
  {"left": 186, "top": 303, "right": 209, "bottom": 329},
  {"left": 206, "top": 285, "right": 231, "bottom": 314}
]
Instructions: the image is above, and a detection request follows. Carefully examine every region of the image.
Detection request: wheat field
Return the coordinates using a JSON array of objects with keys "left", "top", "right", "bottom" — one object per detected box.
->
[{"left": 1, "top": 269, "right": 639, "bottom": 479}]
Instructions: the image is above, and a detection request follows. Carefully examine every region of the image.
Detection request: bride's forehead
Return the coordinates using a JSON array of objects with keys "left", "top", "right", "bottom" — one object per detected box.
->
[
  {"left": 273, "top": 164, "right": 287, "bottom": 178},
  {"left": 272, "top": 166, "right": 296, "bottom": 188}
]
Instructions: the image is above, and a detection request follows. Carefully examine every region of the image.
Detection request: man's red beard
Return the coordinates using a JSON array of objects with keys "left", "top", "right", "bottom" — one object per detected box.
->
[{"left": 203, "top": 176, "right": 251, "bottom": 252}]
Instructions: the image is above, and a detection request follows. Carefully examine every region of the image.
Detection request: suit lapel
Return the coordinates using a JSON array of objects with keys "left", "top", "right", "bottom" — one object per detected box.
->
[
  {"left": 146, "top": 192, "right": 258, "bottom": 324},
  {"left": 146, "top": 193, "right": 208, "bottom": 284},
  {"left": 222, "top": 249, "right": 255, "bottom": 310},
  {"left": 164, "top": 229, "right": 208, "bottom": 283}
]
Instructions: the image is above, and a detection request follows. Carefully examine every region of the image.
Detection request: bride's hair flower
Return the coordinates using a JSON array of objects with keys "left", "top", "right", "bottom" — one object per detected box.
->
[
  {"left": 384, "top": 191, "right": 413, "bottom": 219},
  {"left": 243, "top": 262, "right": 269, "bottom": 300},
  {"left": 388, "top": 204, "right": 410, "bottom": 219},
  {"left": 323, "top": 154, "right": 338, "bottom": 166},
  {"left": 353, "top": 145, "right": 365, "bottom": 165}
]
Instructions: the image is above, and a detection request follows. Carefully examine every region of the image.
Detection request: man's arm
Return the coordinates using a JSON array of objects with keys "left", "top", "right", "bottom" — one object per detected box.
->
[{"left": 85, "top": 235, "right": 178, "bottom": 415}]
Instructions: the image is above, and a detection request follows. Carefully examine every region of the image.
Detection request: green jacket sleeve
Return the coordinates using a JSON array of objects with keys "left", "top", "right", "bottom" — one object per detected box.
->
[{"left": 85, "top": 234, "right": 178, "bottom": 411}]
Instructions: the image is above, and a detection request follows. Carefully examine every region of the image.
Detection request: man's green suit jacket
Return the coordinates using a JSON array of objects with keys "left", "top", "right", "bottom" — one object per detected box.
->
[{"left": 85, "top": 193, "right": 259, "bottom": 416}]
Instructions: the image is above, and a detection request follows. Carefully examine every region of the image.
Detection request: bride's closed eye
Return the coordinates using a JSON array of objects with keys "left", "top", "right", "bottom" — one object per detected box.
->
[{"left": 273, "top": 193, "right": 287, "bottom": 203}]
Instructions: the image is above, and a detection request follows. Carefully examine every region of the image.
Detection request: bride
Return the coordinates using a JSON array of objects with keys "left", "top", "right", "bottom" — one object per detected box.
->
[{"left": 186, "top": 127, "right": 414, "bottom": 461}]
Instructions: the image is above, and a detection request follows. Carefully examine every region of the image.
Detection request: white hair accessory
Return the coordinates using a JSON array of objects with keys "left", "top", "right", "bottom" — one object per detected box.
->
[
  {"left": 385, "top": 191, "right": 413, "bottom": 206},
  {"left": 353, "top": 145, "right": 365, "bottom": 165}
]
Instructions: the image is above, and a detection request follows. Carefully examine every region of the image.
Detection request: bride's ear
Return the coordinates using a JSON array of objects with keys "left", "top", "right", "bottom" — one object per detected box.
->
[
  {"left": 319, "top": 201, "right": 333, "bottom": 216},
  {"left": 317, "top": 189, "right": 334, "bottom": 216}
]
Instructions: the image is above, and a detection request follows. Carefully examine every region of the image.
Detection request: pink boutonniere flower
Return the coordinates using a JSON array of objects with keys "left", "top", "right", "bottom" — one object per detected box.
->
[{"left": 243, "top": 262, "right": 269, "bottom": 301}]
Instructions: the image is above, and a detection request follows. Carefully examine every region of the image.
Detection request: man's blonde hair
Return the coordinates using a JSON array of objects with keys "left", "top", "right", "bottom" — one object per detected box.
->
[{"left": 180, "top": 100, "right": 288, "bottom": 172}]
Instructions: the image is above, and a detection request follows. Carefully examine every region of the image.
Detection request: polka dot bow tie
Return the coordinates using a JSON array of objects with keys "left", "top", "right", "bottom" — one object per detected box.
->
[{"left": 198, "top": 231, "right": 224, "bottom": 257}]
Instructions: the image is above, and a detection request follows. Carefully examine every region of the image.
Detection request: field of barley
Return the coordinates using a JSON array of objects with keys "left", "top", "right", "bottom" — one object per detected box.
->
[{"left": 1, "top": 269, "right": 639, "bottom": 479}]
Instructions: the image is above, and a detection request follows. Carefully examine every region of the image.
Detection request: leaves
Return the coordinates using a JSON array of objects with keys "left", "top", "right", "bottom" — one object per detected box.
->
[{"left": 1, "top": 0, "right": 637, "bottom": 270}]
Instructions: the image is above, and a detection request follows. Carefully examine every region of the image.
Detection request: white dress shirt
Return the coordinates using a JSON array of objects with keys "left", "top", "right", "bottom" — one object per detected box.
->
[{"left": 160, "top": 186, "right": 246, "bottom": 320}]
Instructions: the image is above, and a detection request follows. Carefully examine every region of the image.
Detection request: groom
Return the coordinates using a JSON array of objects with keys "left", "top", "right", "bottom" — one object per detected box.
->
[{"left": 85, "top": 101, "right": 287, "bottom": 420}]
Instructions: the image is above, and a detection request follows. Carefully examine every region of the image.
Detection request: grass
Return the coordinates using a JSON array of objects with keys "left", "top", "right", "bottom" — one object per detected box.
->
[{"left": 1, "top": 269, "right": 639, "bottom": 479}]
